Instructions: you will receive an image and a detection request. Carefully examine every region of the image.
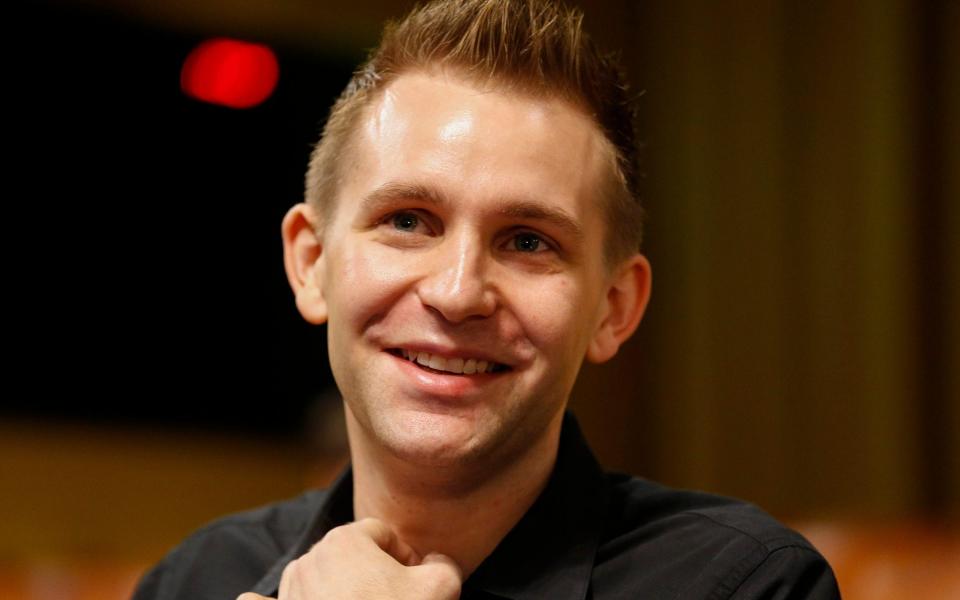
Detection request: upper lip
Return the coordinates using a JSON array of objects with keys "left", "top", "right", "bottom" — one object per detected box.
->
[{"left": 386, "top": 342, "right": 514, "bottom": 368}]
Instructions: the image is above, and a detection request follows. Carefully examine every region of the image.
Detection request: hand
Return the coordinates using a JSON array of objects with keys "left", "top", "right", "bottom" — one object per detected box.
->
[{"left": 237, "top": 518, "right": 462, "bottom": 600}]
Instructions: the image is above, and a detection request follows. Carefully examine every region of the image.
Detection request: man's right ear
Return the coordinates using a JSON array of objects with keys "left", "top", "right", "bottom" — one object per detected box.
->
[{"left": 281, "top": 203, "right": 327, "bottom": 325}]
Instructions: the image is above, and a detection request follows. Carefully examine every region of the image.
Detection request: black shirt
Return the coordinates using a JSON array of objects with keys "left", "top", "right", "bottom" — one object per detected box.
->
[{"left": 132, "top": 413, "right": 840, "bottom": 599}]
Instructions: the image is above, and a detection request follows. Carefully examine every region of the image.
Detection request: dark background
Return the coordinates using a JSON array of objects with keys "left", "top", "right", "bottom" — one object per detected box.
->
[{"left": 15, "top": 2, "right": 354, "bottom": 434}]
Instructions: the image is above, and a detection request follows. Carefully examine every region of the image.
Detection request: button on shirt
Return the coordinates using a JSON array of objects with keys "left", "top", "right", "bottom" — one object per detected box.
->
[{"left": 132, "top": 413, "right": 840, "bottom": 599}]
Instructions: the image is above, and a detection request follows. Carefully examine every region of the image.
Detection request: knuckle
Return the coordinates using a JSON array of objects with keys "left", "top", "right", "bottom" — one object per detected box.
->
[
  {"left": 347, "top": 517, "right": 392, "bottom": 545},
  {"left": 357, "top": 517, "right": 386, "bottom": 534},
  {"left": 280, "top": 558, "right": 300, "bottom": 581},
  {"left": 424, "top": 567, "right": 461, "bottom": 597},
  {"left": 322, "top": 523, "right": 350, "bottom": 543}
]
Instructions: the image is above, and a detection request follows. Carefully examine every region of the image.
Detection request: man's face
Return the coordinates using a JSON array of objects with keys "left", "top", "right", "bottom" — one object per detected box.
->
[{"left": 304, "top": 72, "right": 633, "bottom": 468}]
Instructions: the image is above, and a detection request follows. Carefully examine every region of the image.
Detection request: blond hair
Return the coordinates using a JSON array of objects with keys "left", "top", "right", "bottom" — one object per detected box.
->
[{"left": 305, "top": 0, "right": 643, "bottom": 265}]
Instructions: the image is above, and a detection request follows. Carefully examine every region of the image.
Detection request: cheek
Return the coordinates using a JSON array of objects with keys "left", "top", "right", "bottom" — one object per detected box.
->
[
  {"left": 324, "top": 241, "right": 415, "bottom": 397},
  {"left": 325, "top": 241, "right": 414, "bottom": 330},
  {"left": 508, "top": 273, "right": 588, "bottom": 360}
]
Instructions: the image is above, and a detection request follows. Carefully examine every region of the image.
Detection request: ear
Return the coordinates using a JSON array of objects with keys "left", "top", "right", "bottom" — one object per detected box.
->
[
  {"left": 585, "top": 254, "right": 652, "bottom": 364},
  {"left": 281, "top": 202, "right": 328, "bottom": 325}
]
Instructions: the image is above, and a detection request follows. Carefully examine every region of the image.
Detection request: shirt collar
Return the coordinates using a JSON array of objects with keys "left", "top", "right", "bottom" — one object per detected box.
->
[
  {"left": 462, "top": 412, "right": 607, "bottom": 600},
  {"left": 253, "top": 411, "right": 606, "bottom": 600},
  {"left": 250, "top": 467, "right": 354, "bottom": 596}
]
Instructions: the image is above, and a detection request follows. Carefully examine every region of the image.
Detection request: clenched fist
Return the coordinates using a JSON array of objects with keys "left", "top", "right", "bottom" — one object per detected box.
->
[{"left": 237, "top": 518, "right": 462, "bottom": 600}]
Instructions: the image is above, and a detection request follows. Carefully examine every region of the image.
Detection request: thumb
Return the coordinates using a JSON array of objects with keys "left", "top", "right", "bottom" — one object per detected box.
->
[
  {"left": 420, "top": 551, "right": 461, "bottom": 571},
  {"left": 414, "top": 551, "right": 464, "bottom": 595},
  {"left": 236, "top": 594, "right": 274, "bottom": 600}
]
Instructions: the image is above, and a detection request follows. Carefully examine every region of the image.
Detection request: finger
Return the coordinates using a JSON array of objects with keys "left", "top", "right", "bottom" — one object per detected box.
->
[
  {"left": 412, "top": 552, "right": 464, "bottom": 598},
  {"left": 419, "top": 552, "right": 463, "bottom": 578},
  {"left": 236, "top": 594, "right": 275, "bottom": 600},
  {"left": 352, "top": 518, "right": 421, "bottom": 566}
]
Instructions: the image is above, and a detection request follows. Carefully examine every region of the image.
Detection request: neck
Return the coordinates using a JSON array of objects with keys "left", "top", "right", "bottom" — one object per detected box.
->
[{"left": 347, "top": 409, "right": 564, "bottom": 577}]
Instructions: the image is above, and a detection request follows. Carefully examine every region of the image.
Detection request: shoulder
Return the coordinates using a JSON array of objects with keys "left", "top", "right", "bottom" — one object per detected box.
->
[
  {"left": 131, "top": 489, "right": 328, "bottom": 600},
  {"left": 592, "top": 474, "right": 840, "bottom": 599}
]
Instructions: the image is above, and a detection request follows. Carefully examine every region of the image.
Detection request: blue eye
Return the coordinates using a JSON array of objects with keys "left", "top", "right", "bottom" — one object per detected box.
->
[
  {"left": 392, "top": 212, "right": 419, "bottom": 231},
  {"left": 513, "top": 233, "right": 543, "bottom": 252}
]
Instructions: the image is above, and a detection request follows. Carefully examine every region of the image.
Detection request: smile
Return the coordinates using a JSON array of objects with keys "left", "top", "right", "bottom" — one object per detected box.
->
[{"left": 387, "top": 348, "right": 510, "bottom": 375}]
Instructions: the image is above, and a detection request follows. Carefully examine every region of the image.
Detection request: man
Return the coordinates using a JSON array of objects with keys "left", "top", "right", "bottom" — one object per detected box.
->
[{"left": 133, "top": 1, "right": 840, "bottom": 598}]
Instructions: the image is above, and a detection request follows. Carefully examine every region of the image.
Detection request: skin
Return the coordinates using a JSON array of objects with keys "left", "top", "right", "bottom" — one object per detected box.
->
[{"left": 249, "top": 70, "right": 652, "bottom": 600}]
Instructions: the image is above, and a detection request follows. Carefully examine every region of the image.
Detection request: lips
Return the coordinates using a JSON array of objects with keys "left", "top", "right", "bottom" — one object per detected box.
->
[{"left": 386, "top": 348, "right": 510, "bottom": 375}]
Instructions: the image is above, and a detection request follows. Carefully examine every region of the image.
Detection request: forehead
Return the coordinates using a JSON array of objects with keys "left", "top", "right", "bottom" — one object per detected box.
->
[{"left": 339, "top": 71, "right": 613, "bottom": 226}]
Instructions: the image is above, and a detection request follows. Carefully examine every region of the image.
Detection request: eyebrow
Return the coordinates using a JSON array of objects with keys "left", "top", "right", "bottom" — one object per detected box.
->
[
  {"left": 496, "top": 200, "right": 584, "bottom": 241},
  {"left": 360, "top": 181, "right": 584, "bottom": 241},
  {"left": 359, "top": 182, "right": 448, "bottom": 214}
]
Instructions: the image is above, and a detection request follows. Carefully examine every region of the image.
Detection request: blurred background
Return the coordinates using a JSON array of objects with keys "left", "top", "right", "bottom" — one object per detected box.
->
[{"left": 4, "top": 0, "right": 958, "bottom": 598}]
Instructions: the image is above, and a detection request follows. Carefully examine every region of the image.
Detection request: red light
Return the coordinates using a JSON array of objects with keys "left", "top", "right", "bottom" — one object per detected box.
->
[{"left": 181, "top": 38, "right": 279, "bottom": 109}]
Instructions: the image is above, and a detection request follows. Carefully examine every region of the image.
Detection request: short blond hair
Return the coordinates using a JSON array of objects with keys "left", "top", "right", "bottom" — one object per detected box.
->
[{"left": 305, "top": 0, "right": 643, "bottom": 265}]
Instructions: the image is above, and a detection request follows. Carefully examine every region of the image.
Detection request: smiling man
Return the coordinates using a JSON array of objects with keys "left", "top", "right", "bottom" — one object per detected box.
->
[{"left": 132, "top": 1, "right": 839, "bottom": 599}]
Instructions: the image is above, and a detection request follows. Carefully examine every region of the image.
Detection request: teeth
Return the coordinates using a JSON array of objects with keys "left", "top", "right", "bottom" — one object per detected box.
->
[{"left": 398, "top": 350, "right": 500, "bottom": 374}]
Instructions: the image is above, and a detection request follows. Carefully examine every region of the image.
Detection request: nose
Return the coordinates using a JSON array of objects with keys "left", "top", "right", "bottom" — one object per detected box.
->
[{"left": 416, "top": 230, "right": 497, "bottom": 323}]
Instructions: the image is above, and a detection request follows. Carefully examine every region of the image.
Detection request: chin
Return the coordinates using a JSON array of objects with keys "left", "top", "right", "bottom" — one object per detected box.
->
[{"left": 377, "top": 408, "right": 497, "bottom": 466}]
